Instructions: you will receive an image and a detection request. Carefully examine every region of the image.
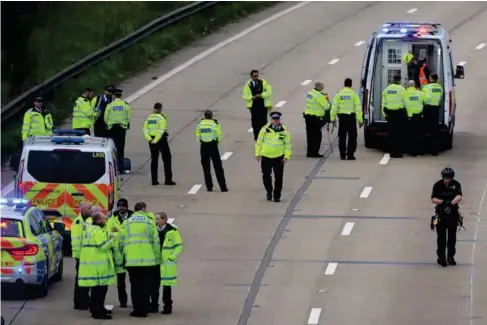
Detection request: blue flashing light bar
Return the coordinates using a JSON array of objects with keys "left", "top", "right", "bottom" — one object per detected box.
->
[
  {"left": 51, "top": 137, "right": 85, "bottom": 144},
  {"left": 52, "top": 129, "right": 86, "bottom": 136},
  {"left": 0, "top": 198, "right": 30, "bottom": 206}
]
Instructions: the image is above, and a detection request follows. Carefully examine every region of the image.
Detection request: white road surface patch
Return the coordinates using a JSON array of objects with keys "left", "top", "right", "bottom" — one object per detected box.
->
[
  {"left": 379, "top": 153, "right": 390, "bottom": 165},
  {"left": 458, "top": 61, "right": 467, "bottom": 66},
  {"left": 221, "top": 152, "right": 233, "bottom": 160},
  {"left": 275, "top": 100, "right": 287, "bottom": 108},
  {"left": 354, "top": 40, "right": 365, "bottom": 47},
  {"left": 247, "top": 127, "right": 253, "bottom": 133},
  {"left": 168, "top": 218, "right": 175, "bottom": 224},
  {"left": 328, "top": 58, "right": 340, "bottom": 65},
  {"left": 188, "top": 184, "right": 202, "bottom": 195},
  {"left": 301, "top": 79, "right": 312, "bottom": 86},
  {"left": 360, "top": 186, "right": 373, "bottom": 198},
  {"left": 105, "top": 305, "right": 114, "bottom": 311},
  {"left": 307, "top": 308, "right": 322, "bottom": 324},
  {"left": 407, "top": 8, "right": 418, "bottom": 13},
  {"left": 341, "top": 222, "right": 355, "bottom": 236},
  {"left": 325, "top": 262, "right": 338, "bottom": 275},
  {"left": 475, "top": 43, "right": 486, "bottom": 50}
]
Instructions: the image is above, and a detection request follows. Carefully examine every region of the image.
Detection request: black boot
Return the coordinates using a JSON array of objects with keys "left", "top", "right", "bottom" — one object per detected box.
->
[
  {"left": 447, "top": 257, "right": 456, "bottom": 265},
  {"left": 266, "top": 193, "right": 272, "bottom": 201},
  {"left": 437, "top": 258, "right": 447, "bottom": 267},
  {"left": 161, "top": 306, "right": 172, "bottom": 315}
]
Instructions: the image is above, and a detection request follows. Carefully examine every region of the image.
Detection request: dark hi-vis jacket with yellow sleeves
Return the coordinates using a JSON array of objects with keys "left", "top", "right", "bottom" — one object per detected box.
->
[
  {"left": 255, "top": 123, "right": 292, "bottom": 159},
  {"left": 106, "top": 213, "right": 129, "bottom": 274},
  {"left": 121, "top": 211, "right": 160, "bottom": 267},
  {"left": 304, "top": 89, "right": 331, "bottom": 117},
  {"left": 160, "top": 223, "right": 183, "bottom": 286},
  {"left": 330, "top": 87, "right": 363, "bottom": 123},
  {"left": 403, "top": 86, "right": 426, "bottom": 118},
  {"left": 143, "top": 113, "right": 168, "bottom": 143},
  {"left": 196, "top": 118, "right": 223, "bottom": 143},
  {"left": 381, "top": 84, "right": 406, "bottom": 118},
  {"left": 422, "top": 82, "right": 443, "bottom": 106},
  {"left": 242, "top": 78, "right": 273, "bottom": 109},
  {"left": 72, "top": 96, "right": 96, "bottom": 129},
  {"left": 21, "top": 107, "right": 54, "bottom": 141},
  {"left": 104, "top": 99, "right": 132, "bottom": 130}
]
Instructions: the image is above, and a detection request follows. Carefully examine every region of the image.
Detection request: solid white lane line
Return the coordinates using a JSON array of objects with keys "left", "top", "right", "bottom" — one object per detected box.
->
[
  {"left": 168, "top": 218, "right": 175, "bottom": 224},
  {"left": 341, "top": 222, "right": 355, "bottom": 236},
  {"left": 458, "top": 61, "right": 467, "bottom": 66},
  {"left": 307, "top": 308, "right": 322, "bottom": 325},
  {"left": 247, "top": 127, "right": 253, "bottom": 132},
  {"left": 379, "top": 153, "right": 390, "bottom": 165},
  {"left": 221, "top": 152, "right": 233, "bottom": 160},
  {"left": 105, "top": 305, "right": 114, "bottom": 311},
  {"left": 325, "top": 262, "right": 338, "bottom": 275},
  {"left": 354, "top": 40, "right": 365, "bottom": 47},
  {"left": 275, "top": 100, "right": 287, "bottom": 108},
  {"left": 2, "top": 182, "right": 15, "bottom": 196},
  {"left": 360, "top": 186, "right": 373, "bottom": 198},
  {"left": 188, "top": 184, "right": 202, "bottom": 194},
  {"left": 328, "top": 58, "right": 340, "bottom": 65},
  {"left": 301, "top": 79, "right": 312, "bottom": 86},
  {"left": 475, "top": 43, "right": 486, "bottom": 50},
  {"left": 407, "top": 8, "right": 418, "bottom": 13}
]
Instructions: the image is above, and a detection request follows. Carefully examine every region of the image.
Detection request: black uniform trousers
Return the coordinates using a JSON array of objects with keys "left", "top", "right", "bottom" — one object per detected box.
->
[
  {"left": 436, "top": 214, "right": 458, "bottom": 259},
  {"left": 250, "top": 103, "right": 268, "bottom": 141},
  {"left": 90, "top": 285, "right": 108, "bottom": 317},
  {"left": 127, "top": 266, "right": 152, "bottom": 316},
  {"left": 384, "top": 108, "right": 406, "bottom": 157},
  {"left": 407, "top": 113, "right": 425, "bottom": 156},
  {"left": 261, "top": 155, "right": 284, "bottom": 199},
  {"left": 74, "top": 258, "right": 90, "bottom": 308},
  {"left": 200, "top": 141, "right": 227, "bottom": 191},
  {"left": 109, "top": 124, "right": 127, "bottom": 165},
  {"left": 74, "top": 128, "right": 91, "bottom": 136},
  {"left": 116, "top": 272, "right": 128, "bottom": 305},
  {"left": 149, "top": 265, "right": 161, "bottom": 309},
  {"left": 424, "top": 104, "right": 440, "bottom": 154},
  {"left": 149, "top": 135, "right": 173, "bottom": 183},
  {"left": 304, "top": 114, "right": 326, "bottom": 156},
  {"left": 94, "top": 117, "right": 107, "bottom": 138},
  {"left": 337, "top": 113, "right": 357, "bottom": 158}
]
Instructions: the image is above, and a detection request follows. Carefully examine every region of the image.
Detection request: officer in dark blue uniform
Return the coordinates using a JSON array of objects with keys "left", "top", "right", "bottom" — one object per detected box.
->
[{"left": 93, "top": 85, "right": 116, "bottom": 137}]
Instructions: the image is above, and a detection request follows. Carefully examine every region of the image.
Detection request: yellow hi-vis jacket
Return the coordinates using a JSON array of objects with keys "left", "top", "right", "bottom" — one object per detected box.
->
[
  {"left": 330, "top": 87, "right": 363, "bottom": 123},
  {"left": 304, "top": 89, "right": 331, "bottom": 117},
  {"left": 381, "top": 84, "right": 406, "bottom": 118},
  {"left": 242, "top": 78, "right": 273, "bottom": 109},
  {"left": 21, "top": 108, "right": 54, "bottom": 141},
  {"left": 422, "top": 82, "right": 443, "bottom": 106},
  {"left": 255, "top": 123, "right": 292, "bottom": 160},
  {"left": 121, "top": 211, "right": 160, "bottom": 267},
  {"left": 403, "top": 87, "right": 426, "bottom": 118},
  {"left": 104, "top": 99, "right": 131, "bottom": 130},
  {"left": 106, "top": 215, "right": 125, "bottom": 274},
  {"left": 160, "top": 223, "right": 183, "bottom": 286},
  {"left": 143, "top": 113, "right": 168, "bottom": 143},
  {"left": 196, "top": 119, "right": 223, "bottom": 143},
  {"left": 71, "top": 215, "right": 93, "bottom": 259},
  {"left": 72, "top": 96, "right": 96, "bottom": 129}
]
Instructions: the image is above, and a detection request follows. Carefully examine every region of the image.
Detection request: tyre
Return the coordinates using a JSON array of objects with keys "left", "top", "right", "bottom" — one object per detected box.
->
[
  {"left": 52, "top": 253, "right": 63, "bottom": 282},
  {"left": 35, "top": 261, "right": 49, "bottom": 298}
]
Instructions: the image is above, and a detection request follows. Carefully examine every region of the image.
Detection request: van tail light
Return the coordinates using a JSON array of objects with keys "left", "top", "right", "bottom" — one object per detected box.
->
[
  {"left": 5, "top": 244, "right": 39, "bottom": 257},
  {"left": 448, "top": 90, "right": 452, "bottom": 116},
  {"left": 364, "top": 88, "right": 369, "bottom": 117},
  {"left": 16, "top": 160, "right": 25, "bottom": 197},
  {"left": 108, "top": 163, "right": 114, "bottom": 211}
]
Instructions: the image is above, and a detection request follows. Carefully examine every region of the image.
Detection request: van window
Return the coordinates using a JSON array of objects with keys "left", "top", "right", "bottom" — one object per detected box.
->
[{"left": 26, "top": 150, "right": 106, "bottom": 184}]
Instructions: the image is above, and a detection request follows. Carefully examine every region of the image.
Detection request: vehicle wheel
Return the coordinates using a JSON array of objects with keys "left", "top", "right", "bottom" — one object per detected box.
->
[
  {"left": 364, "top": 129, "right": 374, "bottom": 148},
  {"left": 52, "top": 253, "right": 63, "bottom": 282},
  {"left": 35, "top": 261, "right": 49, "bottom": 298}
]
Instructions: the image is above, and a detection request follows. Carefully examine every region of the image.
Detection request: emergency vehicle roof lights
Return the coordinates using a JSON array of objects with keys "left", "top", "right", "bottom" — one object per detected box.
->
[
  {"left": 52, "top": 129, "right": 86, "bottom": 136},
  {"left": 51, "top": 137, "right": 85, "bottom": 145},
  {"left": 0, "top": 198, "right": 30, "bottom": 207}
]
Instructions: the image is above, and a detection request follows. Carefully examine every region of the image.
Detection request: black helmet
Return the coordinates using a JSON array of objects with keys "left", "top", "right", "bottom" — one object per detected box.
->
[
  {"left": 117, "top": 198, "right": 128, "bottom": 207},
  {"left": 441, "top": 167, "right": 455, "bottom": 179}
]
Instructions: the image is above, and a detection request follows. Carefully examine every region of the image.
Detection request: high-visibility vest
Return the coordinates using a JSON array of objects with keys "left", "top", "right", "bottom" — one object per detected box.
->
[{"left": 419, "top": 64, "right": 429, "bottom": 86}]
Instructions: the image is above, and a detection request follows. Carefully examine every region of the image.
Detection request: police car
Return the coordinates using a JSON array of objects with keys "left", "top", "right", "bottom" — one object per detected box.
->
[
  {"left": 359, "top": 21, "right": 465, "bottom": 151},
  {"left": 0, "top": 198, "right": 63, "bottom": 297},
  {"left": 9, "top": 129, "right": 132, "bottom": 256}
]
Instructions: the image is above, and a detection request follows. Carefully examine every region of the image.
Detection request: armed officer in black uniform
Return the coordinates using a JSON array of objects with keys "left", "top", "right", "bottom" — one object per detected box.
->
[
  {"left": 92, "top": 85, "right": 115, "bottom": 137},
  {"left": 430, "top": 167, "right": 463, "bottom": 267}
]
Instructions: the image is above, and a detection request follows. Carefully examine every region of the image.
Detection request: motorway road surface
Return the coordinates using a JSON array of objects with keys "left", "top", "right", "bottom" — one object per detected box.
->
[{"left": 2, "top": 2, "right": 487, "bottom": 325}]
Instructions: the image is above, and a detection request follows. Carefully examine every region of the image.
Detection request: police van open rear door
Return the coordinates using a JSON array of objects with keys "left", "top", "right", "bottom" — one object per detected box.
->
[{"left": 360, "top": 33, "right": 377, "bottom": 124}]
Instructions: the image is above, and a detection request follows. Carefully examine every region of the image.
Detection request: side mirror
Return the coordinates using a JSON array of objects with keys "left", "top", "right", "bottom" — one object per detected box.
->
[
  {"left": 53, "top": 222, "right": 66, "bottom": 232},
  {"left": 454, "top": 65, "right": 464, "bottom": 79},
  {"left": 121, "top": 158, "right": 132, "bottom": 174},
  {"left": 9, "top": 153, "right": 21, "bottom": 172}
]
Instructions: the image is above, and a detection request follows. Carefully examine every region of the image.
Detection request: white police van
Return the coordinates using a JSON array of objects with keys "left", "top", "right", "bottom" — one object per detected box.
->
[{"left": 359, "top": 21, "right": 465, "bottom": 150}]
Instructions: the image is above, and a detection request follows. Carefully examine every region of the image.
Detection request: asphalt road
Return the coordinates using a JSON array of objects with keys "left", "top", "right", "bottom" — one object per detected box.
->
[{"left": 2, "top": 2, "right": 487, "bottom": 325}]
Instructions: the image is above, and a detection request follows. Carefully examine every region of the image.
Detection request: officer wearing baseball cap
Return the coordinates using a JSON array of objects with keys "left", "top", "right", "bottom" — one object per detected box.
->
[
  {"left": 255, "top": 111, "right": 292, "bottom": 202},
  {"left": 92, "top": 85, "right": 116, "bottom": 137}
]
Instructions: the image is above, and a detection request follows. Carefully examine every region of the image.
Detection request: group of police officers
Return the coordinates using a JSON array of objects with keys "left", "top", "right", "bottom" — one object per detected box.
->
[{"left": 71, "top": 199, "right": 183, "bottom": 319}]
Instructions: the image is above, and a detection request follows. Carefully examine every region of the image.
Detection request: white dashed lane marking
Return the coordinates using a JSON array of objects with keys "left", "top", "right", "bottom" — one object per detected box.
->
[
  {"left": 301, "top": 79, "right": 312, "bottom": 86},
  {"left": 275, "top": 100, "right": 287, "bottom": 107},
  {"left": 221, "top": 152, "right": 233, "bottom": 160},
  {"left": 341, "top": 222, "right": 355, "bottom": 236},
  {"left": 247, "top": 127, "right": 253, "bottom": 133},
  {"left": 188, "top": 184, "right": 202, "bottom": 194},
  {"left": 307, "top": 308, "right": 322, "bottom": 324},
  {"left": 328, "top": 58, "right": 340, "bottom": 65},
  {"left": 360, "top": 186, "right": 373, "bottom": 198},
  {"left": 354, "top": 40, "right": 365, "bottom": 47},
  {"left": 379, "top": 153, "right": 390, "bottom": 165},
  {"left": 407, "top": 8, "right": 418, "bottom": 13},
  {"left": 475, "top": 43, "right": 486, "bottom": 50},
  {"left": 458, "top": 61, "right": 467, "bottom": 66},
  {"left": 325, "top": 262, "right": 338, "bottom": 275}
]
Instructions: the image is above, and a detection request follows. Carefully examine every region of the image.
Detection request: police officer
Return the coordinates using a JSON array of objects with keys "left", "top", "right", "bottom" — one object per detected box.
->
[
  {"left": 303, "top": 81, "right": 331, "bottom": 158},
  {"left": 104, "top": 88, "right": 131, "bottom": 166},
  {"left": 255, "top": 111, "right": 292, "bottom": 202},
  {"left": 78, "top": 212, "right": 117, "bottom": 319},
  {"left": 72, "top": 88, "right": 95, "bottom": 135},
  {"left": 382, "top": 75, "right": 406, "bottom": 158},
  {"left": 422, "top": 73, "right": 443, "bottom": 156},
  {"left": 330, "top": 78, "right": 363, "bottom": 160},
  {"left": 242, "top": 69, "right": 273, "bottom": 141},
  {"left": 106, "top": 198, "right": 133, "bottom": 308},
  {"left": 92, "top": 85, "right": 115, "bottom": 137},
  {"left": 195, "top": 110, "right": 228, "bottom": 192},
  {"left": 121, "top": 202, "right": 160, "bottom": 318},
  {"left": 71, "top": 201, "right": 93, "bottom": 310},
  {"left": 143, "top": 102, "right": 176, "bottom": 186},
  {"left": 21, "top": 96, "right": 54, "bottom": 142},
  {"left": 431, "top": 167, "right": 463, "bottom": 267},
  {"left": 404, "top": 80, "right": 426, "bottom": 156}
]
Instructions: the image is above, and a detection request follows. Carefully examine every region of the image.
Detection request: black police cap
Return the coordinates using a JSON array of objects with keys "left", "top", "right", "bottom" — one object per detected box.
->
[
  {"left": 35, "top": 96, "right": 43, "bottom": 102},
  {"left": 113, "top": 88, "right": 123, "bottom": 95},
  {"left": 105, "top": 85, "right": 116, "bottom": 92},
  {"left": 269, "top": 111, "right": 282, "bottom": 119}
]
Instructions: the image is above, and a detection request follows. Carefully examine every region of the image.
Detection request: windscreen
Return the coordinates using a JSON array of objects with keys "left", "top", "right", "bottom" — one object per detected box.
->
[
  {"left": 0, "top": 218, "right": 24, "bottom": 238},
  {"left": 26, "top": 150, "right": 106, "bottom": 184}
]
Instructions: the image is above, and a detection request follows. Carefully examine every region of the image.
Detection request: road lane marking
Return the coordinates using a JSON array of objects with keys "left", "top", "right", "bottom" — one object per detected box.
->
[
  {"left": 325, "top": 262, "right": 338, "bottom": 275},
  {"left": 458, "top": 61, "right": 467, "bottom": 66},
  {"left": 360, "top": 186, "right": 373, "bottom": 198},
  {"left": 168, "top": 218, "right": 175, "bottom": 224},
  {"left": 354, "top": 40, "right": 365, "bottom": 47},
  {"left": 105, "top": 305, "right": 114, "bottom": 311},
  {"left": 221, "top": 152, "right": 233, "bottom": 160},
  {"left": 341, "top": 222, "right": 355, "bottom": 236},
  {"left": 379, "top": 153, "right": 390, "bottom": 165},
  {"left": 247, "top": 127, "right": 253, "bottom": 132},
  {"left": 301, "top": 79, "right": 312, "bottom": 86},
  {"left": 188, "top": 184, "right": 202, "bottom": 194},
  {"left": 275, "top": 100, "right": 287, "bottom": 107},
  {"left": 475, "top": 43, "right": 486, "bottom": 50},
  {"left": 124, "top": 1, "right": 311, "bottom": 103},
  {"left": 307, "top": 308, "right": 322, "bottom": 324},
  {"left": 407, "top": 8, "right": 418, "bottom": 13},
  {"left": 328, "top": 58, "right": 340, "bottom": 65}
]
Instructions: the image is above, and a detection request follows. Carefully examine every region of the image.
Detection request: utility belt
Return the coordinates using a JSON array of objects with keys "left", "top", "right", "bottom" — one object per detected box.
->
[
  {"left": 150, "top": 133, "right": 168, "bottom": 142},
  {"left": 200, "top": 139, "right": 218, "bottom": 145},
  {"left": 430, "top": 212, "right": 465, "bottom": 231}
]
